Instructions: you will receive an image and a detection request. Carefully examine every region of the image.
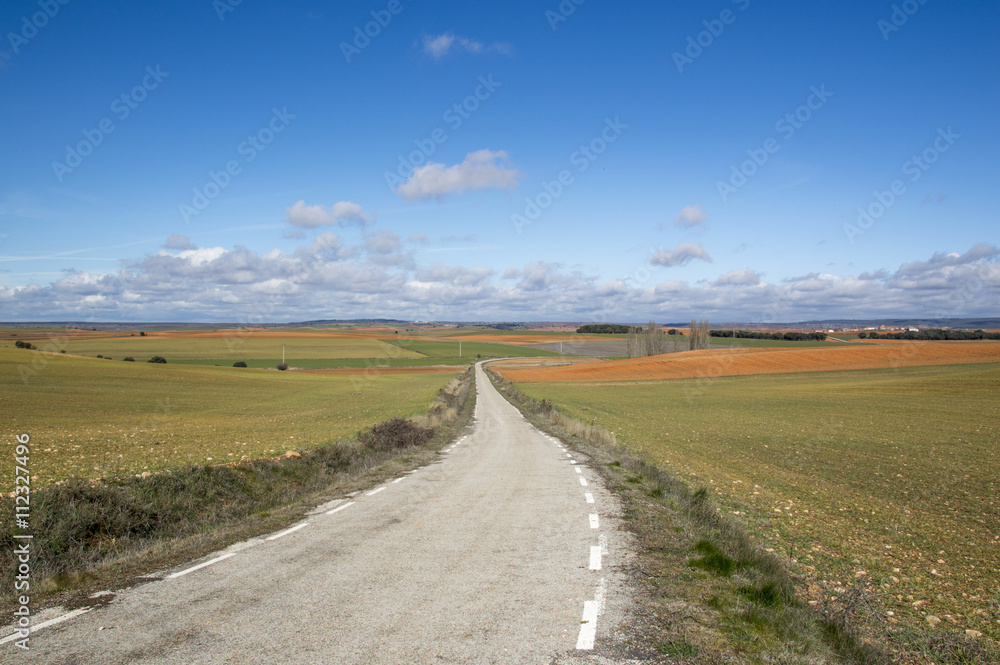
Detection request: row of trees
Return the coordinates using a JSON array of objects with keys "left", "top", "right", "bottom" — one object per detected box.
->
[
  {"left": 709, "top": 329, "right": 828, "bottom": 341},
  {"left": 860, "top": 329, "right": 1000, "bottom": 340},
  {"left": 689, "top": 319, "right": 711, "bottom": 350},
  {"left": 626, "top": 322, "right": 668, "bottom": 357},
  {"left": 577, "top": 324, "right": 631, "bottom": 334}
]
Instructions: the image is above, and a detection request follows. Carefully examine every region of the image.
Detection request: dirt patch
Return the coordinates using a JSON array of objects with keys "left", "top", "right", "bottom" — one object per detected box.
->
[{"left": 496, "top": 341, "right": 1000, "bottom": 382}]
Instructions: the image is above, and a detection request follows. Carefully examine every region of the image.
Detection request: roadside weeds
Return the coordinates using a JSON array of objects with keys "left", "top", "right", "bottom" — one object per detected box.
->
[{"left": 0, "top": 367, "right": 476, "bottom": 619}]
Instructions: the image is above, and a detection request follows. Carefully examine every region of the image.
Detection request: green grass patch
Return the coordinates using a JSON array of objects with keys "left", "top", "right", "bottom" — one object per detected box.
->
[
  {"left": 1, "top": 347, "right": 455, "bottom": 491},
  {"left": 516, "top": 363, "right": 1000, "bottom": 646},
  {"left": 380, "top": 339, "right": 562, "bottom": 358}
]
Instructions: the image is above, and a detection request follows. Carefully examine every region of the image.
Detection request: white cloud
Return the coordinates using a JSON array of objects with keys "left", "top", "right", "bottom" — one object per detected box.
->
[
  {"left": 284, "top": 200, "right": 372, "bottom": 228},
  {"left": 713, "top": 268, "right": 761, "bottom": 287},
  {"left": 673, "top": 204, "right": 707, "bottom": 228},
  {"left": 2, "top": 243, "right": 998, "bottom": 323},
  {"left": 650, "top": 242, "right": 713, "bottom": 267},
  {"left": 394, "top": 150, "right": 520, "bottom": 201},
  {"left": 164, "top": 234, "right": 196, "bottom": 250},
  {"left": 422, "top": 33, "right": 513, "bottom": 59}
]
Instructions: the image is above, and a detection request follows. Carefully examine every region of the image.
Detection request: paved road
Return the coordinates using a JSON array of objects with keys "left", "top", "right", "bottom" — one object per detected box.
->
[{"left": 4, "top": 362, "right": 625, "bottom": 664}]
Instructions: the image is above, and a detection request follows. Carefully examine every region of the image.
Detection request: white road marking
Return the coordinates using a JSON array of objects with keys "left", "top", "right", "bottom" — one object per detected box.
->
[
  {"left": 167, "top": 552, "right": 236, "bottom": 579},
  {"left": 585, "top": 492, "right": 595, "bottom": 503},
  {"left": 366, "top": 487, "right": 385, "bottom": 496},
  {"left": 326, "top": 501, "right": 355, "bottom": 515},
  {"left": 589, "top": 514, "right": 600, "bottom": 529},
  {"left": 266, "top": 522, "right": 309, "bottom": 542},
  {"left": 0, "top": 608, "right": 93, "bottom": 644},
  {"left": 579, "top": 477, "right": 588, "bottom": 487},
  {"left": 575, "top": 579, "right": 607, "bottom": 650},
  {"left": 589, "top": 546, "right": 602, "bottom": 570},
  {"left": 392, "top": 477, "right": 405, "bottom": 484},
  {"left": 565, "top": 453, "right": 573, "bottom": 458},
  {"left": 575, "top": 467, "right": 582, "bottom": 474}
]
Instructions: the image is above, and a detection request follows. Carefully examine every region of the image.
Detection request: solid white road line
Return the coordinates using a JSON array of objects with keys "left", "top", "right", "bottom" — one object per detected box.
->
[
  {"left": 585, "top": 492, "right": 595, "bottom": 504},
  {"left": 326, "top": 501, "right": 355, "bottom": 515},
  {"left": 366, "top": 487, "right": 385, "bottom": 496},
  {"left": 0, "top": 608, "right": 93, "bottom": 645},
  {"left": 167, "top": 552, "right": 237, "bottom": 580},
  {"left": 392, "top": 477, "right": 405, "bottom": 484},
  {"left": 266, "top": 522, "right": 309, "bottom": 542},
  {"left": 589, "top": 546, "right": 602, "bottom": 571},
  {"left": 589, "top": 514, "right": 600, "bottom": 529}
]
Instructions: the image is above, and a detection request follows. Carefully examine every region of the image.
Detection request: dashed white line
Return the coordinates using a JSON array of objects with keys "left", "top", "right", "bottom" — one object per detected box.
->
[
  {"left": 167, "top": 552, "right": 236, "bottom": 579},
  {"left": 579, "top": 477, "right": 588, "bottom": 487},
  {"left": 326, "top": 501, "right": 355, "bottom": 515},
  {"left": 589, "top": 546, "right": 602, "bottom": 571},
  {"left": 575, "top": 578, "right": 606, "bottom": 650},
  {"left": 366, "top": 487, "right": 385, "bottom": 496},
  {"left": 0, "top": 608, "right": 93, "bottom": 645},
  {"left": 589, "top": 514, "right": 600, "bottom": 529},
  {"left": 585, "top": 492, "right": 595, "bottom": 503},
  {"left": 574, "top": 467, "right": 582, "bottom": 474},
  {"left": 266, "top": 522, "right": 309, "bottom": 542}
]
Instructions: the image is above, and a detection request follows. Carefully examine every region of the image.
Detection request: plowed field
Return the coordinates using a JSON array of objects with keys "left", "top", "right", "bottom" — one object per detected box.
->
[{"left": 495, "top": 341, "right": 1000, "bottom": 382}]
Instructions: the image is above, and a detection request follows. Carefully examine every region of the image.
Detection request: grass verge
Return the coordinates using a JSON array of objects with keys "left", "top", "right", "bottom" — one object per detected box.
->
[{"left": 0, "top": 368, "right": 475, "bottom": 618}]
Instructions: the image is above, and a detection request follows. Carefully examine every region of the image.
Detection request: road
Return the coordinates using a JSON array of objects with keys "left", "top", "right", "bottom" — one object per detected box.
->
[{"left": 3, "top": 362, "right": 626, "bottom": 664}]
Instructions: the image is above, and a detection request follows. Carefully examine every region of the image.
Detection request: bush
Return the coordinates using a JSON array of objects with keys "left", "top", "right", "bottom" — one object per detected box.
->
[
  {"left": 123, "top": 357, "right": 135, "bottom": 362},
  {"left": 233, "top": 361, "right": 248, "bottom": 368},
  {"left": 148, "top": 356, "right": 167, "bottom": 364},
  {"left": 96, "top": 355, "right": 104, "bottom": 358},
  {"left": 276, "top": 362, "right": 289, "bottom": 371},
  {"left": 15, "top": 340, "right": 35, "bottom": 350},
  {"left": 359, "top": 417, "right": 434, "bottom": 452}
]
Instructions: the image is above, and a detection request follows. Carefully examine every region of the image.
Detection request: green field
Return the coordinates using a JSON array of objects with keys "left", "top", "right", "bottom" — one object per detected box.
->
[
  {"left": 1, "top": 347, "right": 457, "bottom": 491},
  {"left": 381, "top": 339, "right": 562, "bottom": 358},
  {"left": 516, "top": 364, "right": 1000, "bottom": 639},
  {"left": 46, "top": 335, "right": 425, "bottom": 367}
]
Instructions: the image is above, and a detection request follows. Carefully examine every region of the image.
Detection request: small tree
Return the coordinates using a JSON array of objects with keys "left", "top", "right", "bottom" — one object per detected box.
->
[
  {"left": 857, "top": 332, "right": 867, "bottom": 339},
  {"left": 233, "top": 361, "right": 248, "bottom": 368},
  {"left": 123, "top": 357, "right": 135, "bottom": 362},
  {"left": 276, "top": 362, "right": 289, "bottom": 371},
  {"left": 148, "top": 356, "right": 167, "bottom": 364}
]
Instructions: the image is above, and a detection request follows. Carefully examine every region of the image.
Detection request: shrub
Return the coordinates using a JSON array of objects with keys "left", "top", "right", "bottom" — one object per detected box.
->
[
  {"left": 857, "top": 332, "right": 867, "bottom": 339},
  {"left": 276, "top": 362, "right": 289, "bottom": 371},
  {"left": 148, "top": 356, "right": 167, "bottom": 364},
  {"left": 96, "top": 355, "right": 104, "bottom": 358},
  {"left": 359, "top": 417, "right": 434, "bottom": 452},
  {"left": 123, "top": 357, "right": 135, "bottom": 362},
  {"left": 233, "top": 361, "right": 248, "bottom": 368}
]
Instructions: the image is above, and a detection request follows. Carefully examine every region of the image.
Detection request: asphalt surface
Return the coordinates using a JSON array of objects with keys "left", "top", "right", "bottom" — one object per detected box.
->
[{"left": 3, "top": 362, "right": 628, "bottom": 664}]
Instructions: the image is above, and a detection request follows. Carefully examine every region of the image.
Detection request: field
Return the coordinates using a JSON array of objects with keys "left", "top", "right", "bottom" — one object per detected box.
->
[
  {"left": 380, "top": 338, "right": 562, "bottom": 358},
  {"left": 496, "top": 341, "right": 1000, "bottom": 383},
  {"left": 1, "top": 345, "right": 459, "bottom": 492},
  {"left": 514, "top": 363, "right": 1000, "bottom": 641}
]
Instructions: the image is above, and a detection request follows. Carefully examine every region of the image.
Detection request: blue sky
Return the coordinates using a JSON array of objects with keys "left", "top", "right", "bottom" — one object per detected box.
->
[{"left": 1, "top": 0, "right": 997, "bottom": 323}]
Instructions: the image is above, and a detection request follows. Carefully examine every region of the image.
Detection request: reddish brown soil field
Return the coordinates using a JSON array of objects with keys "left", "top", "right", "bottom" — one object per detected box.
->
[{"left": 495, "top": 342, "right": 1000, "bottom": 383}]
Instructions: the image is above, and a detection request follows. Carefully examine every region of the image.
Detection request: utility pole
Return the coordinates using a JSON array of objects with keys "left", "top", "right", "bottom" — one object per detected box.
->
[
  {"left": 459, "top": 341, "right": 462, "bottom": 358},
  {"left": 282, "top": 345, "right": 285, "bottom": 363}
]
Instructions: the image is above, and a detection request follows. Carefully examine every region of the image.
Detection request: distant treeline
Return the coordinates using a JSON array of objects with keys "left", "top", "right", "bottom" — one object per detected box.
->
[
  {"left": 710, "top": 329, "right": 828, "bottom": 341},
  {"left": 577, "top": 324, "right": 632, "bottom": 334},
  {"left": 861, "top": 328, "right": 1000, "bottom": 340}
]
